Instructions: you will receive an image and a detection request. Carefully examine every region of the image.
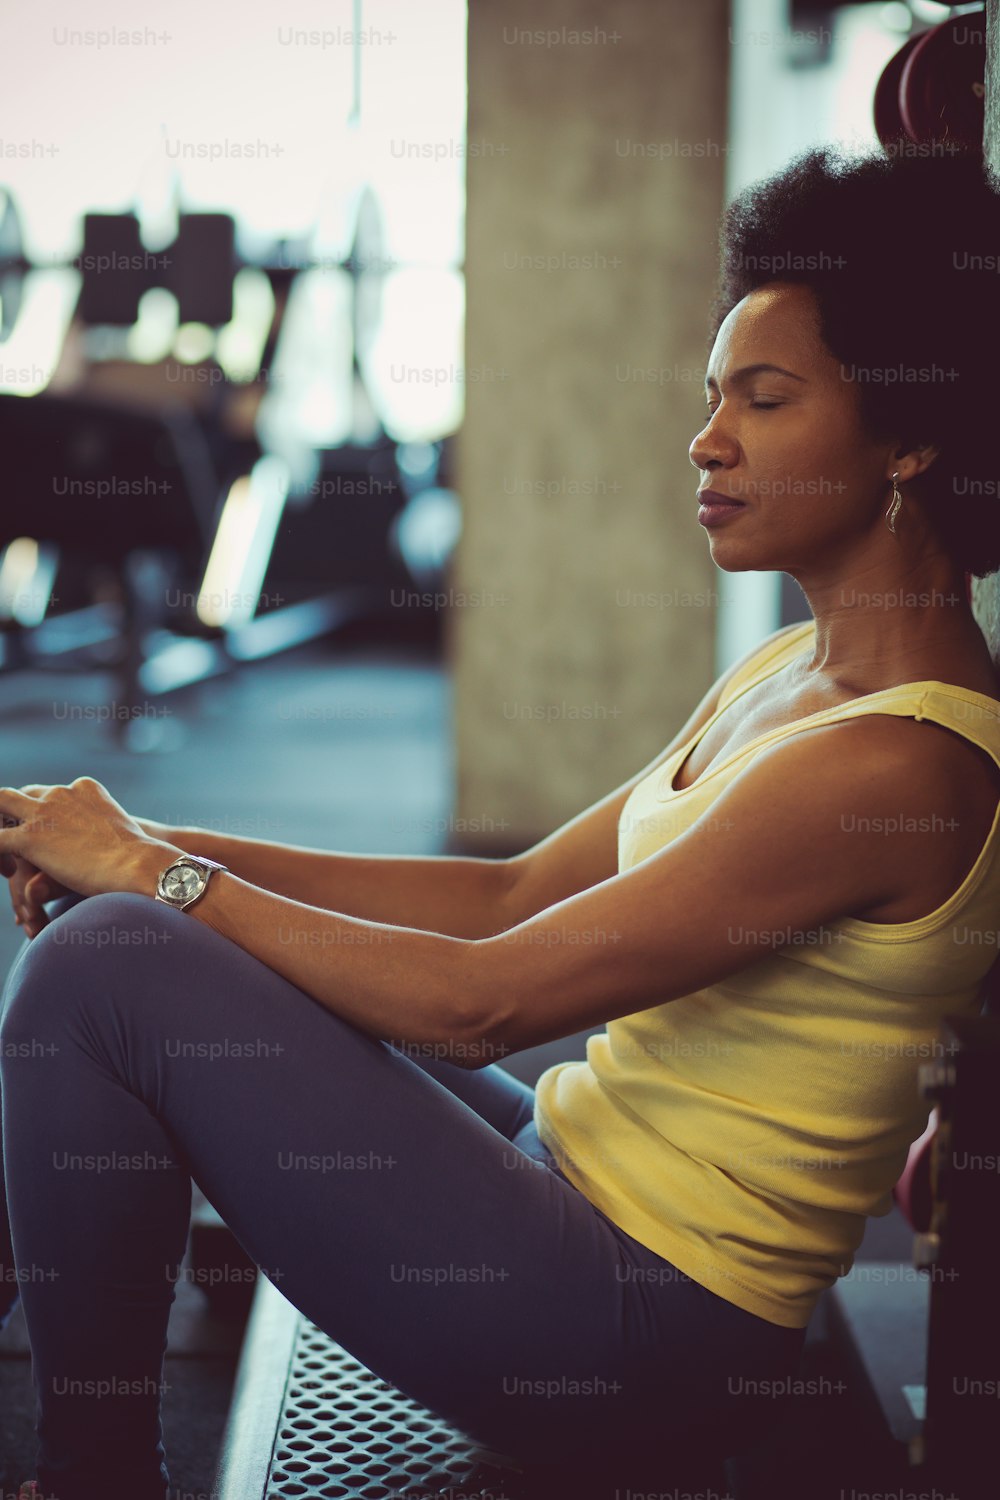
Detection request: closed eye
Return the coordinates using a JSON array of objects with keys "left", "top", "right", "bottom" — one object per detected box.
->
[{"left": 705, "top": 399, "right": 784, "bottom": 417}]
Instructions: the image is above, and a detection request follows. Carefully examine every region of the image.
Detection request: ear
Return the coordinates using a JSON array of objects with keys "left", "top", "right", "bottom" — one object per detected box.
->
[{"left": 892, "top": 440, "right": 940, "bottom": 484}]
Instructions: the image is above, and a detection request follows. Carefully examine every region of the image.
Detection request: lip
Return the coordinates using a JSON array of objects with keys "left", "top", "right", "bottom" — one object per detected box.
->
[
  {"left": 696, "top": 489, "right": 746, "bottom": 506},
  {"left": 696, "top": 489, "right": 747, "bottom": 528}
]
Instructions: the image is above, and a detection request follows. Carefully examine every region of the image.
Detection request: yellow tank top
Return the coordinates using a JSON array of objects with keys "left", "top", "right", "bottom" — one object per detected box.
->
[{"left": 533, "top": 620, "right": 1000, "bottom": 1329}]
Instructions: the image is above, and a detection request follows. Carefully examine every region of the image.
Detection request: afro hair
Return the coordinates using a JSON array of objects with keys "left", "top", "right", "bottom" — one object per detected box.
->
[{"left": 711, "top": 142, "right": 1000, "bottom": 578}]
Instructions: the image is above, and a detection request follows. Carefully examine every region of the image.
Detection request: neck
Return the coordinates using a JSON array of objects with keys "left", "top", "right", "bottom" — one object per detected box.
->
[{"left": 788, "top": 546, "right": 992, "bottom": 694}]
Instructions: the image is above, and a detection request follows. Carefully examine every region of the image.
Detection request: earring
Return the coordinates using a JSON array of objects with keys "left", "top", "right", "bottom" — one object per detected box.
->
[{"left": 885, "top": 472, "right": 903, "bottom": 534}]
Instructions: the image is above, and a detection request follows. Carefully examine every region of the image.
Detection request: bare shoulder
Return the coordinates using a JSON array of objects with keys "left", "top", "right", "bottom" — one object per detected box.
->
[
  {"left": 848, "top": 710, "right": 999, "bottom": 781},
  {"left": 804, "top": 711, "right": 999, "bottom": 810},
  {"left": 658, "top": 714, "right": 995, "bottom": 931},
  {"left": 785, "top": 713, "right": 1000, "bottom": 922}
]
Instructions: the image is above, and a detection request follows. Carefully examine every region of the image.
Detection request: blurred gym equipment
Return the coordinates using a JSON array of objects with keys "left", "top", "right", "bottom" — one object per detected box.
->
[
  {"left": 0, "top": 184, "right": 462, "bottom": 746},
  {"left": 826, "top": 962, "right": 1000, "bottom": 1496}
]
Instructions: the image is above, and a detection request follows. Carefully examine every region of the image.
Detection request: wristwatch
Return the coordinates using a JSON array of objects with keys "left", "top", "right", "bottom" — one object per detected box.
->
[{"left": 155, "top": 854, "right": 229, "bottom": 911}]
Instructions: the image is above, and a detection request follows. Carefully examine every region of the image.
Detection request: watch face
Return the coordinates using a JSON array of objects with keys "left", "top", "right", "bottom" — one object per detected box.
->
[{"left": 163, "top": 865, "right": 204, "bottom": 902}]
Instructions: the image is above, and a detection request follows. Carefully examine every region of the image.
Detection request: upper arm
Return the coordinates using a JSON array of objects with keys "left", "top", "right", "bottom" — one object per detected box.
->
[
  {"left": 500, "top": 623, "right": 810, "bottom": 928},
  {"left": 470, "top": 716, "right": 939, "bottom": 1060}
]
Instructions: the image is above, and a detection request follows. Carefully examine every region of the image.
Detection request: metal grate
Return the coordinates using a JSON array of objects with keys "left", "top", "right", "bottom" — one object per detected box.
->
[
  {"left": 215, "top": 1278, "right": 723, "bottom": 1500},
  {"left": 267, "top": 1318, "right": 485, "bottom": 1498}
]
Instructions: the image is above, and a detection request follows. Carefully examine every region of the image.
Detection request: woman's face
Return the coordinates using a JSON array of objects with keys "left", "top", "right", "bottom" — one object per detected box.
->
[{"left": 689, "top": 281, "right": 898, "bottom": 574}]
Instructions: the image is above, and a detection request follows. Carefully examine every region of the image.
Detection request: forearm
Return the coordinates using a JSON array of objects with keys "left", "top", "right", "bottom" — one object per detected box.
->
[
  {"left": 128, "top": 842, "right": 495, "bottom": 1061},
  {"left": 134, "top": 819, "right": 516, "bottom": 940}
]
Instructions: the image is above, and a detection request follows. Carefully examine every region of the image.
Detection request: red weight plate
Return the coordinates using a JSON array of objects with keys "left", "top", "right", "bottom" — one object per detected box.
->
[
  {"left": 874, "top": 31, "right": 925, "bottom": 148},
  {"left": 899, "top": 9, "right": 986, "bottom": 150}
]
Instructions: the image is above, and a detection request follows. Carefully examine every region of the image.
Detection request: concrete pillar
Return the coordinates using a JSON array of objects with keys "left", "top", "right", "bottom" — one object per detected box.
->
[
  {"left": 447, "top": 0, "right": 729, "bottom": 853},
  {"left": 975, "top": 0, "right": 1000, "bottom": 668}
]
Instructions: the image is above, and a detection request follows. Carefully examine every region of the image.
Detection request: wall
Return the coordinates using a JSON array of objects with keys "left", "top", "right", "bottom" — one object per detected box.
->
[{"left": 448, "top": 0, "right": 728, "bottom": 852}]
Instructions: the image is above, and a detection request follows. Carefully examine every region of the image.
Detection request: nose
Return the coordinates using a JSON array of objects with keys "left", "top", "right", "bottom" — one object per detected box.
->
[{"left": 689, "top": 406, "right": 737, "bottom": 473}]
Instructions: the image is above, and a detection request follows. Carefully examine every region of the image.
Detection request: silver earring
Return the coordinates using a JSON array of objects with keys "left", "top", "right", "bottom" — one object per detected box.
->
[{"left": 885, "top": 472, "right": 903, "bottom": 534}]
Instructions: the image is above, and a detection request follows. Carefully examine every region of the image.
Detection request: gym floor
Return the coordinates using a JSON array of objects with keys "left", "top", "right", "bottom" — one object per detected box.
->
[{"left": 0, "top": 622, "right": 920, "bottom": 1495}]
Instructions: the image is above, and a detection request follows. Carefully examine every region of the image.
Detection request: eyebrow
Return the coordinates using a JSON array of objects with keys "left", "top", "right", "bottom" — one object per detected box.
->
[{"left": 704, "top": 363, "right": 807, "bottom": 390}]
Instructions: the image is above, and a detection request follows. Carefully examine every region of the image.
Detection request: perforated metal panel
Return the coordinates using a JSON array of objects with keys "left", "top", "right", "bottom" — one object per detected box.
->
[
  {"left": 268, "top": 1319, "right": 501, "bottom": 1498},
  {"left": 215, "top": 1275, "right": 525, "bottom": 1500},
  {"left": 216, "top": 1278, "right": 730, "bottom": 1500}
]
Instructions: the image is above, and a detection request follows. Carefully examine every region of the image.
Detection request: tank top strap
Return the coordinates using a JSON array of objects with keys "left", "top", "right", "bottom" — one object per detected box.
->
[
  {"left": 834, "top": 683, "right": 1000, "bottom": 771},
  {"left": 718, "top": 625, "right": 1000, "bottom": 773}
]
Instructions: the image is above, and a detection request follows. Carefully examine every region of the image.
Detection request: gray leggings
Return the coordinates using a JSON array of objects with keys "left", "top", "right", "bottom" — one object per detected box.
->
[{"left": 0, "top": 890, "right": 806, "bottom": 1497}]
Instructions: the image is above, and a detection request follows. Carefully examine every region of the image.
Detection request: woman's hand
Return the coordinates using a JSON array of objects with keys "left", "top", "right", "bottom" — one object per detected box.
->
[
  {"left": 4, "top": 855, "right": 70, "bottom": 937},
  {"left": 1, "top": 786, "right": 72, "bottom": 937},
  {"left": 0, "top": 778, "right": 169, "bottom": 909}
]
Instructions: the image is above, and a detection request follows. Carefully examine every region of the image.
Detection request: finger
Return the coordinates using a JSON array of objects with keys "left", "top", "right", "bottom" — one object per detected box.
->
[
  {"left": 14, "top": 869, "right": 49, "bottom": 925},
  {"left": 0, "top": 826, "right": 26, "bottom": 858},
  {"left": 25, "top": 870, "right": 58, "bottom": 906},
  {"left": 0, "top": 786, "right": 43, "bottom": 818},
  {"left": 8, "top": 858, "right": 40, "bottom": 913},
  {"left": 0, "top": 795, "right": 47, "bottom": 858}
]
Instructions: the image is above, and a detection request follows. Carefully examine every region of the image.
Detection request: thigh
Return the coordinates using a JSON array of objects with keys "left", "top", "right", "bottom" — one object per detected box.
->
[
  {"left": 42, "top": 890, "right": 537, "bottom": 1140},
  {"left": 390, "top": 1047, "right": 536, "bottom": 1141}
]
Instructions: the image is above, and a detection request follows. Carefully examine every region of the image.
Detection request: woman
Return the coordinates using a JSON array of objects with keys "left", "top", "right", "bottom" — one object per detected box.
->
[{"left": 3, "top": 141, "right": 1000, "bottom": 1500}]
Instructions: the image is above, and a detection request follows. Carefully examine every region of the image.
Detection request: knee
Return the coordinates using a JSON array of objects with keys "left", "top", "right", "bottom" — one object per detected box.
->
[
  {"left": 44, "top": 889, "right": 89, "bottom": 920},
  {"left": 0, "top": 893, "right": 172, "bottom": 1049}
]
